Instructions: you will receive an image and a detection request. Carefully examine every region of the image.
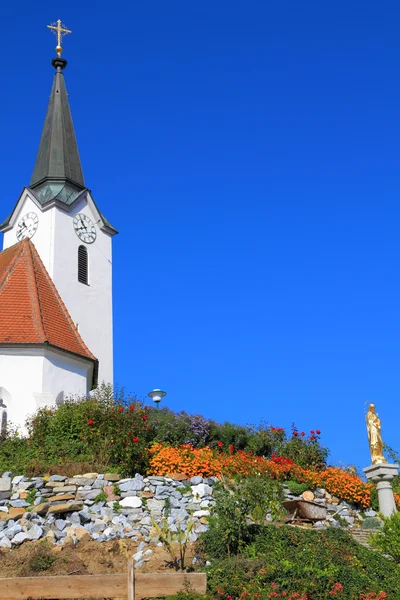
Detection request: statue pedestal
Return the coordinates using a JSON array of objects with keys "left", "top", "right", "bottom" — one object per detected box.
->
[{"left": 363, "top": 463, "right": 399, "bottom": 517}]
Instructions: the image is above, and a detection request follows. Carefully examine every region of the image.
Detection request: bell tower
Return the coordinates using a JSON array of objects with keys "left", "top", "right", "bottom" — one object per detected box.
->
[{"left": 0, "top": 20, "right": 117, "bottom": 386}]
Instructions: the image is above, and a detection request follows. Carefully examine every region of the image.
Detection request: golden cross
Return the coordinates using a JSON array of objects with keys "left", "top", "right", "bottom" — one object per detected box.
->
[{"left": 47, "top": 19, "right": 72, "bottom": 57}]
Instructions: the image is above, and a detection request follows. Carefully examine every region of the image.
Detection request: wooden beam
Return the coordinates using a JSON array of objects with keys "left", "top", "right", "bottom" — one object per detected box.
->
[
  {"left": 0, "top": 574, "right": 127, "bottom": 599},
  {"left": 0, "top": 572, "right": 207, "bottom": 599},
  {"left": 134, "top": 573, "right": 207, "bottom": 600}
]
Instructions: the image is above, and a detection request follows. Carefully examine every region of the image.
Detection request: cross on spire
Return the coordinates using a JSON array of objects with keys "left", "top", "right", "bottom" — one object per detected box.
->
[{"left": 47, "top": 19, "right": 72, "bottom": 57}]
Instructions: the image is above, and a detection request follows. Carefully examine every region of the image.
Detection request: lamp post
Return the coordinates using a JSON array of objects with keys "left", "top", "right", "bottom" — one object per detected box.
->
[{"left": 148, "top": 388, "right": 166, "bottom": 408}]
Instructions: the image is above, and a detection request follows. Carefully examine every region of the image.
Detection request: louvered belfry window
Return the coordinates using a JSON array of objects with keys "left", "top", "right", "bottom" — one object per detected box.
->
[{"left": 78, "top": 245, "right": 88, "bottom": 285}]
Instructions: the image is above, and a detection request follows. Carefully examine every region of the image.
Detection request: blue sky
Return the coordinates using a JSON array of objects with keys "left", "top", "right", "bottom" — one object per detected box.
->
[{"left": 1, "top": 1, "right": 400, "bottom": 469}]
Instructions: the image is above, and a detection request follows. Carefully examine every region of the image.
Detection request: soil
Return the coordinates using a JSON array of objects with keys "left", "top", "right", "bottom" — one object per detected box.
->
[{"left": 0, "top": 539, "right": 198, "bottom": 578}]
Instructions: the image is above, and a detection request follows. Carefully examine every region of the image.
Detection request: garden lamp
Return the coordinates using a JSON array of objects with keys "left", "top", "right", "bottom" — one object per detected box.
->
[{"left": 148, "top": 388, "right": 166, "bottom": 408}]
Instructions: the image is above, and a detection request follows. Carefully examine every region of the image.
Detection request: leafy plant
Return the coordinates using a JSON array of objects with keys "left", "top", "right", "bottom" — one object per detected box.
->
[
  {"left": 26, "top": 487, "right": 37, "bottom": 504},
  {"left": 28, "top": 544, "right": 56, "bottom": 572},
  {"left": 370, "top": 511, "right": 400, "bottom": 562},
  {"left": 94, "top": 491, "right": 107, "bottom": 503},
  {"left": 151, "top": 515, "right": 194, "bottom": 571},
  {"left": 362, "top": 516, "right": 382, "bottom": 530},
  {"left": 198, "top": 484, "right": 253, "bottom": 558},
  {"left": 285, "top": 479, "right": 310, "bottom": 496}
]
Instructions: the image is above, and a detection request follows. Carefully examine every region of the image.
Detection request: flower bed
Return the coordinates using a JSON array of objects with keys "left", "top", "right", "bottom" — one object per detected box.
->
[{"left": 148, "top": 443, "right": 398, "bottom": 510}]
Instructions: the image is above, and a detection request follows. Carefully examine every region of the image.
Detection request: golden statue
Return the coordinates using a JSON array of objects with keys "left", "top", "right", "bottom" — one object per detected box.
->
[{"left": 366, "top": 403, "right": 387, "bottom": 464}]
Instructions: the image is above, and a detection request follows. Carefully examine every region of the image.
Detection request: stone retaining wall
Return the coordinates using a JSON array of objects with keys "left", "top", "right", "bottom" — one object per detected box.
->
[{"left": 0, "top": 471, "right": 216, "bottom": 563}]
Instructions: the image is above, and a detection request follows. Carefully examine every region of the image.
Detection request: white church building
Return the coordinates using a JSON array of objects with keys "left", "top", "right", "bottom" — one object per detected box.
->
[{"left": 0, "top": 52, "right": 117, "bottom": 432}]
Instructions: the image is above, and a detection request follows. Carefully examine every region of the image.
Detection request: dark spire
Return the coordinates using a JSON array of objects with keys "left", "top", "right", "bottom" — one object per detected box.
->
[{"left": 30, "top": 58, "right": 85, "bottom": 189}]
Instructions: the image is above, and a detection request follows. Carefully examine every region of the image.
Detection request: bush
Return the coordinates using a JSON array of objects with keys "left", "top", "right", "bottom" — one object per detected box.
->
[
  {"left": 362, "top": 516, "right": 382, "bottom": 530},
  {"left": 199, "top": 476, "right": 283, "bottom": 558},
  {"left": 205, "top": 527, "right": 400, "bottom": 599},
  {"left": 370, "top": 511, "right": 400, "bottom": 562},
  {"left": 199, "top": 484, "right": 253, "bottom": 557},
  {"left": 285, "top": 479, "right": 310, "bottom": 496},
  {"left": 28, "top": 543, "right": 56, "bottom": 572}
]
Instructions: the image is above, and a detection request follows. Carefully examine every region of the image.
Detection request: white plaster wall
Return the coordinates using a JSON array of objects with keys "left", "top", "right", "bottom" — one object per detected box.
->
[
  {"left": 2, "top": 191, "right": 54, "bottom": 273},
  {"left": 0, "top": 347, "right": 91, "bottom": 433},
  {"left": 0, "top": 350, "right": 43, "bottom": 431},
  {"left": 42, "top": 348, "right": 92, "bottom": 400},
  {"left": 52, "top": 196, "right": 113, "bottom": 385}
]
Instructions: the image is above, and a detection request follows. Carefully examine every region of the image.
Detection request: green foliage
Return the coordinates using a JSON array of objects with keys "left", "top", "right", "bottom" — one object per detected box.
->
[
  {"left": 94, "top": 491, "right": 107, "bottom": 503},
  {"left": 205, "top": 527, "right": 400, "bottom": 599},
  {"left": 112, "top": 483, "right": 121, "bottom": 496},
  {"left": 280, "top": 435, "right": 328, "bottom": 470},
  {"left": 151, "top": 515, "right": 195, "bottom": 571},
  {"left": 164, "top": 496, "right": 172, "bottom": 518},
  {"left": 26, "top": 487, "right": 37, "bottom": 504},
  {"left": 177, "top": 485, "right": 192, "bottom": 494},
  {"left": 199, "top": 484, "right": 252, "bottom": 558},
  {"left": 285, "top": 480, "right": 310, "bottom": 496},
  {"left": 0, "top": 384, "right": 328, "bottom": 477},
  {"left": 199, "top": 476, "right": 283, "bottom": 558},
  {"left": 370, "top": 511, "right": 400, "bottom": 562},
  {"left": 0, "top": 384, "right": 153, "bottom": 476},
  {"left": 362, "top": 516, "right": 382, "bottom": 530},
  {"left": 28, "top": 544, "right": 56, "bottom": 572},
  {"left": 237, "top": 474, "right": 284, "bottom": 523}
]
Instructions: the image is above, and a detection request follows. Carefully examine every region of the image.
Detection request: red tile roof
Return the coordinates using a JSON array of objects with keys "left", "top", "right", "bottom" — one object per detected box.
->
[{"left": 0, "top": 239, "right": 96, "bottom": 363}]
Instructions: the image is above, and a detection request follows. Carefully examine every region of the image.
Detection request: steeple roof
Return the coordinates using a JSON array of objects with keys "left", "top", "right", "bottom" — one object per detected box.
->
[
  {"left": 0, "top": 239, "right": 97, "bottom": 376},
  {"left": 30, "top": 57, "right": 84, "bottom": 190}
]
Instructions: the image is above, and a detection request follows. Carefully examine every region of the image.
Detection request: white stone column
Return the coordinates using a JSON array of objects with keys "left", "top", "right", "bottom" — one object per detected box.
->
[{"left": 363, "top": 463, "right": 399, "bottom": 517}]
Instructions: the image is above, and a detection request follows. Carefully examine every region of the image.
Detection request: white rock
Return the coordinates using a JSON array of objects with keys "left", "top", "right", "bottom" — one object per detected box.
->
[
  {"left": 0, "top": 536, "right": 11, "bottom": 548},
  {"left": 191, "top": 484, "right": 212, "bottom": 498},
  {"left": 193, "top": 510, "right": 210, "bottom": 517},
  {"left": 120, "top": 496, "right": 142, "bottom": 509},
  {"left": 11, "top": 532, "right": 29, "bottom": 545}
]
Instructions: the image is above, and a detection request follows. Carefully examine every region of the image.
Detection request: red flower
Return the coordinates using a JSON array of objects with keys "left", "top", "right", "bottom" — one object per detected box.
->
[
  {"left": 229, "top": 444, "right": 234, "bottom": 454},
  {"left": 316, "top": 429, "right": 321, "bottom": 435},
  {"left": 119, "top": 407, "right": 124, "bottom": 413},
  {"left": 142, "top": 415, "right": 147, "bottom": 421},
  {"left": 87, "top": 419, "right": 94, "bottom": 426},
  {"left": 293, "top": 431, "right": 298, "bottom": 436},
  {"left": 132, "top": 437, "right": 139, "bottom": 443},
  {"left": 301, "top": 432, "right": 305, "bottom": 436},
  {"left": 126, "top": 440, "right": 129, "bottom": 445},
  {"left": 217, "top": 441, "right": 223, "bottom": 448},
  {"left": 310, "top": 430, "right": 315, "bottom": 434},
  {"left": 129, "top": 405, "right": 135, "bottom": 411}
]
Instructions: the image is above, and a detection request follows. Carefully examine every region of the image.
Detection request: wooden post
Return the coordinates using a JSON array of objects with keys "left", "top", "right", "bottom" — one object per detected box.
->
[{"left": 128, "top": 557, "right": 135, "bottom": 600}]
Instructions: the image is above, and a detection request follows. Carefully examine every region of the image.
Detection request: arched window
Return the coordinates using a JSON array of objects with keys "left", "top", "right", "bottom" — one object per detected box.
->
[{"left": 78, "top": 245, "right": 88, "bottom": 285}]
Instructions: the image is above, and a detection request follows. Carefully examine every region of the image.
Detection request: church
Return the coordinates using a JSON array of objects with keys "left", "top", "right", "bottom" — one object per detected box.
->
[{"left": 0, "top": 23, "right": 117, "bottom": 432}]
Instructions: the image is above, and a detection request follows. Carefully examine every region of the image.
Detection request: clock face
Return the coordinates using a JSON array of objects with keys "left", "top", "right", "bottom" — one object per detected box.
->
[
  {"left": 16, "top": 212, "right": 39, "bottom": 241},
  {"left": 73, "top": 213, "right": 97, "bottom": 244}
]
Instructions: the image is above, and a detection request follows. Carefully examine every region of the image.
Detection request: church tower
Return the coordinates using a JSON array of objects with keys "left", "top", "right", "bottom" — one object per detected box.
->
[{"left": 0, "top": 22, "right": 116, "bottom": 430}]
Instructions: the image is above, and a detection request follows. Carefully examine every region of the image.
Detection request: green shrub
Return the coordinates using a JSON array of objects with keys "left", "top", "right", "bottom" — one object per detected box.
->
[
  {"left": 94, "top": 491, "right": 107, "bottom": 503},
  {"left": 370, "top": 511, "right": 400, "bottom": 562},
  {"left": 285, "top": 479, "right": 310, "bottom": 496},
  {"left": 238, "top": 474, "right": 284, "bottom": 523},
  {"left": 362, "top": 516, "right": 382, "bottom": 529},
  {"left": 199, "top": 484, "right": 252, "bottom": 558},
  {"left": 205, "top": 527, "right": 400, "bottom": 599},
  {"left": 199, "top": 476, "right": 283, "bottom": 558},
  {"left": 28, "top": 544, "right": 56, "bottom": 572}
]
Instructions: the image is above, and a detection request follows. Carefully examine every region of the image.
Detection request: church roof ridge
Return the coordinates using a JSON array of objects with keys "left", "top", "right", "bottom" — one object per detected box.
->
[
  {"left": 30, "top": 57, "right": 85, "bottom": 189},
  {"left": 0, "top": 239, "right": 97, "bottom": 369}
]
